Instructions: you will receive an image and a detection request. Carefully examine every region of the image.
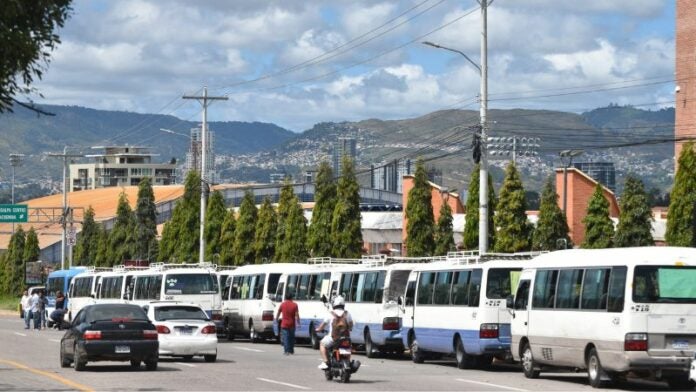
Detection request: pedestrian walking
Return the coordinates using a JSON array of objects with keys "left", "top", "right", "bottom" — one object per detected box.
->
[
  {"left": 38, "top": 291, "right": 48, "bottom": 329},
  {"left": 20, "top": 290, "right": 32, "bottom": 329},
  {"left": 276, "top": 292, "right": 300, "bottom": 355},
  {"left": 29, "top": 291, "right": 41, "bottom": 330}
]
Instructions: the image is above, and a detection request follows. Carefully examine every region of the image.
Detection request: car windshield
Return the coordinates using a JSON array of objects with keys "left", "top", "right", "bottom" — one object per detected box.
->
[
  {"left": 633, "top": 265, "right": 696, "bottom": 304},
  {"left": 155, "top": 306, "right": 208, "bottom": 321},
  {"left": 87, "top": 305, "right": 148, "bottom": 322},
  {"left": 164, "top": 274, "right": 217, "bottom": 295}
]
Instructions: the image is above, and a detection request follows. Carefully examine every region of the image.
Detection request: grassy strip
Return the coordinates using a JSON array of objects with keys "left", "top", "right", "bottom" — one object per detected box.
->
[{"left": 0, "top": 295, "right": 20, "bottom": 312}]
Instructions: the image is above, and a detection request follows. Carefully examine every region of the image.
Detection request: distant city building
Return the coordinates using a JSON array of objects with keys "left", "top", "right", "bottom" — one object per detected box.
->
[
  {"left": 303, "top": 170, "right": 316, "bottom": 184},
  {"left": 676, "top": 0, "right": 695, "bottom": 167},
  {"left": 332, "top": 137, "right": 357, "bottom": 177},
  {"left": 572, "top": 161, "right": 616, "bottom": 193},
  {"left": 370, "top": 159, "right": 412, "bottom": 193},
  {"left": 69, "top": 146, "right": 176, "bottom": 191},
  {"left": 183, "top": 125, "right": 216, "bottom": 183},
  {"left": 270, "top": 173, "right": 288, "bottom": 184}
]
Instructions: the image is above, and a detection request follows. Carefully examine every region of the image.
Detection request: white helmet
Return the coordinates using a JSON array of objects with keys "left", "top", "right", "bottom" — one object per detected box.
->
[{"left": 332, "top": 295, "right": 345, "bottom": 308}]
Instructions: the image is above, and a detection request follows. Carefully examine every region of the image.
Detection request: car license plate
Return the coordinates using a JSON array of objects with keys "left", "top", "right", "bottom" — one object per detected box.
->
[
  {"left": 177, "top": 327, "right": 192, "bottom": 335},
  {"left": 115, "top": 345, "right": 130, "bottom": 354},
  {"left": 338, "top": 348, "right": 351, "bottom": 355},
  {"left": 672, "top": 339, "right": 689, "bottom": 350}
]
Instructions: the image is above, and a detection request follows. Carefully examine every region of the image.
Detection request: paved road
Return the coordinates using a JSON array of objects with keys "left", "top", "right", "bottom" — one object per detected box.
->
[{"left": 0, "top": 314, "right": 673, "bottom": 391}]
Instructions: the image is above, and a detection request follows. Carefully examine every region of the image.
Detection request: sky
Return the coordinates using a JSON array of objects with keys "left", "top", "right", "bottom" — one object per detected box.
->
[{"left": 31, "top": 0, "right": 676, "bottom": 134}]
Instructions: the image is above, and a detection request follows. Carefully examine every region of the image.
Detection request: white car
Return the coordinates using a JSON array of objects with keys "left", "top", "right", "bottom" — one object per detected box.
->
[{"left": 144, "top": 302, "right": 218, "bottom": 362}]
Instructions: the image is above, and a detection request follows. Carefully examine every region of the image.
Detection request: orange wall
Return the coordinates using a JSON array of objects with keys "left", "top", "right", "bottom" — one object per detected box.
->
[
  {"left": 555, "top": 168, "right": 619, "bottom": 245},
  {"left": 676, "top": 0, "right": 695, "bottom": 165}
]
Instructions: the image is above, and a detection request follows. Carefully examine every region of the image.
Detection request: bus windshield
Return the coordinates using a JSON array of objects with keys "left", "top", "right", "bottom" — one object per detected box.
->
[
  {"left": 633, "top": 266, "right": 696, "bottom": 303},
  {"left": 165, "top": 274, "right": 218, "bottom": 295},
  {"left": 46, "top": 277, "right": 65, "bottom": 297},
  {"left": 486, "top": 268, "right": 522, "bottom": 299}
]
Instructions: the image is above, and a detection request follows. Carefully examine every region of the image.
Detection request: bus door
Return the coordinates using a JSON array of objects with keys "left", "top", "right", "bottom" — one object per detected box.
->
[
  {"left": 511, "top": 278, "right": 532, "bottom": 349},
  {"left": 400, "top": 274, "right": 417, "bottom": 332}
]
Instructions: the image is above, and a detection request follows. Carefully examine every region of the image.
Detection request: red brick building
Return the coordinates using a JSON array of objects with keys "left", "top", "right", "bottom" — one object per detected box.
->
[{"left": 676, "top": 0, "right": 695, "bottom": 163}]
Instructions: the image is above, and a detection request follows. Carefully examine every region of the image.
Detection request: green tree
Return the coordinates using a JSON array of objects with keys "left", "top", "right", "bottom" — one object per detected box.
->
[
  {"left": 582, "top": 184, "right": 615, "bottom": 249},
  {"left": 74, "top": 206, "right": 99, "bottom": 265},
  {"left": 218, "top": 209, "right": 236, "bottom": 265},
  {"left": 274, "top": 179, "right": 295, "bottom": 261},
  {"left": 615, "top": 176, "right": 654, "bottom": 247},
  {"left": 134, "top": 178, "right": 158, "bottom": 262},
  {"left": 23, "top": 227, "right": 40, "bottom": 262},
  {"left": 233, "top": 191, "right": 257, "bottom": 265},
  {"left": 331, "top": 156, "right": 363, "bottom": 258},
  {"left": 494, "top": 162, "right": 531, "bottom": 253},
  {"left": 532, "top": 179, "right": 571, "bottom": 250},
  {"left": 463, "top": 164, "right": 496, "bottom": 250},
  {"left": 307, "top": 161, "right": 336, "bottom": 257},
  {"left": 434, "top": 201, "right": 455, "bottom": 256},
  {"left": 95, "top": 223, "right": 109, "bottom": 267},
  {"left": 277, "top": 196, "right": 308, "bottom": 262},
  {"left": 405, "top": 159, "right": 435, "bottom": 256},
  {"left": 205, "top": 190, "right": 227, "bottom": 261},
  {"left": 666, "top": 142, "right": 696, "bottom": 246},
  {"left": 159, "top": 171, "right": 201, "bottom": 262},
  {"left": 2, "top": 226, "right": 26, "bottom": 295},
  {"left": 1, "top": 1, "right": 73, "bottom": 113},
  {"left": 108, "top": 192, "right": 135, "bottom": 265},
  {"left": 254, "top": 197, "right": 277, "bottom": 263}
]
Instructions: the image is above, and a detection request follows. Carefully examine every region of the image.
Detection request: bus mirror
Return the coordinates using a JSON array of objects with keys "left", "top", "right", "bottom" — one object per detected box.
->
[
  {"left": 505, "top": 296, "right": 514, "bottom": 309},
  {"left": 397, "top": 296, "right": 403, "bottom": 306},
  {"left": 320, "top": 294, "right": 327, "bottom": 304}
]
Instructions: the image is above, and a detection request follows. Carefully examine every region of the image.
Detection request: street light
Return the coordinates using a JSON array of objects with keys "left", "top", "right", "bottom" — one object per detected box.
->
[
  {"left": 559, "top": 149, "right": 584, "bottom": 214},
  {"left": 422, "top": 1, "right": 490, "bottom": 253}
]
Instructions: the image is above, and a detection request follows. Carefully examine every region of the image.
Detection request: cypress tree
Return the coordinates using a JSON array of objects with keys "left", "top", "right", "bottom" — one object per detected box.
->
[
  {"left": 160, "top": 171, "right": 201, "bottom": 262},
  {"left": 23, "top": 227, "right": 40, "bottom": 262},
  {"left": 615, "top": 176, "right": 654, "bottom": 247},
  {"left": 254, "top": 197, "right": 277, "bottom": 263},
  {"left": 463, "top": 164, "right": 496, "bottom": 250},
  {"left": 331, "top": 155, "right": 363, "bottom": 258},
  {"left": 277, "top": 196, "right": 308, "bottom": 262},
  {"left": 218, "top": 209, "right": 237, "bottom": 266},
  {"left": 95, "top": 223, "right": 109, "bottom": 267},
  {"left": 582, "top": 184, "right": 615, "bottom": 249},
  {"left": 134, "top": 178, "right": 158, "bottom": 262},
  {"left": 205, "top": 190, "right": 227, "bottom": 261},
  {"left": 233, "top": 191, "right": 257, "bottom": 265},
  {"left": 74, "top": 206, "right": 99, "bottom": 265},
  {"left": 493, "top": 162, "right": 531, "bottom": 252},
  {"left": 405, "top": 159, "right": 435, "bottom": 256},
  {"left": 666, "top": 142, "right": 696, "bottom": 246},
  {"left": 108, "top": 192, "right": 135, "bottom": 265},
  {"left": 434, "top": 201, "right": 455, "bottom": 256},
  {"left": 274, "top": 179, "right": 295, "bottom": 261},
  {"left": 532, "top": 179, "right": 571, "bottom": 250},
  {"left": 307, "top": 161, "right": 336, "bottom": 257},
  {"left": 3, "top": 226, "right": 26, "bottom": 295}
]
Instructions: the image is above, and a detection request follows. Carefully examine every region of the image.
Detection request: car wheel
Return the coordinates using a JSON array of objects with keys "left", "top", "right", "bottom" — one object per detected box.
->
[
  {"left": 182, "top": 355, "right": 193, "bottom": 362},
  {"left": 145, "top": 356, "right": 158, "bottom": 371},
  {"left": 204, "top": 354, "right": 217, "bottom": 363},
  {"left": 73, "top": 345, "right": 86, "bottom": 371},
  {"left": 410, "top": 337, "right": 425, "bottom": 364},
  {"left": 130, "top": 360, "right": 140, "bottom": 368},
  {"left": 455, "top": 337, "right": 476, "bottom": 369},
  {"left": 521, "top": 342, "right": 540, "bottom": 379},
  {"left": 60, "top": 345, "right": 71, "bottom": 368},
  {"left": 364, "top": 329, "right": 377, "bottom": 358},
  {"left": 666, "top": 375, "right": 696, "bottom": 390}
]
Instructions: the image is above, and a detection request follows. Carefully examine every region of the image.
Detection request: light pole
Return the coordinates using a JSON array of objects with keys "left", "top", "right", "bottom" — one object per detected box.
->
[
  {"left": 422, "top": 1, "right": 491, "bottom": 253},
  {"left": 559, "top": 149, "right": 584, "bottom": 214}
]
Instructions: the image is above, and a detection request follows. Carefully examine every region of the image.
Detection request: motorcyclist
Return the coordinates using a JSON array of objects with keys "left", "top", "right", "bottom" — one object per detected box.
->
[{"left": 315, "top": 295, "right": 353, "bottom": 370}]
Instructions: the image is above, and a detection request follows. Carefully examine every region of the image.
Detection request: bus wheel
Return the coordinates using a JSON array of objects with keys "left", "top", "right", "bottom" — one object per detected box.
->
[
  {"left": 310, "top": 324, "right": 320, "bottom": 350},
  {"left": 225, "top": 319, "right": 235, "bottom": 341},
  {"left": 364, "top": 329, "right": 377, "bottom": 358},
  {"left": 666, "top": 375, "right": 696, "bottom": 390},
  {"left": 521, "top": 342, "right": 540, "bottom": 379},
  {"left": 587, "top": 348, "right": 611, "bottom": 388},
  {"left": 410, "top": 337, "right": 424, "bottom": 364},
  {"left": 249, "top": 322, "right": 258, "bottom": 343},
  {"left": 455, "top": 337, "right": 476, "bottom": 369}
]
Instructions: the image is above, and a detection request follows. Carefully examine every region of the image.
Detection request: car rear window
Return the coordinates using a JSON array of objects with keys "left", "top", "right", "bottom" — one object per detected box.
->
[
  {"left": 87, "top": 305, "right": 148, "bottom": 322},
  {"left": 155, "top": 306, "right": 208, "bottom": 321}
]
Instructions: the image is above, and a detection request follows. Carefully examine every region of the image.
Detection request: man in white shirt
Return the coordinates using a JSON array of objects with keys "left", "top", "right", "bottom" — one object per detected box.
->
[
  {"left": 20, "top": 290, "right": 31, "bottom": 329},
  {"left": 29, "top": 292, "right": 41, "bottom": 330}
]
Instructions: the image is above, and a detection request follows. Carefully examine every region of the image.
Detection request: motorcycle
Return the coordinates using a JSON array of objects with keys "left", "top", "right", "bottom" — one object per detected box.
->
[{"left": 322, "top": 331, "right": 360, "bottom": 383}]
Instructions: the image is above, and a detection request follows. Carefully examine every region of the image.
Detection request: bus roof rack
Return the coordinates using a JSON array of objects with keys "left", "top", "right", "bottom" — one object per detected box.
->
[
  {"left": 307, "top": 257, "right": 363, "bottom": 265},
  {"left": 215, "top": 266, "right": 237, "bottom": 271},
  {"left": 112, "top": 265, "right": 149, "bottom": 273},
  {"left": 85, "top": 266, "right": 113, "bottom": 273},
  {"left": 479, "top": 251, "right": 547, "bottom": 262},
  {"left": 149, "top": 262, "right": 217, "bottom": 271}
]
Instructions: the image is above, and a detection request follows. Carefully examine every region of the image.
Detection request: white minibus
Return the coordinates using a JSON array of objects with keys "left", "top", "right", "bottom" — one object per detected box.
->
[
  {"left": 95, "top": 265, "right": 148, "bottom": 304},
  {"left": 67, "top": 268, "right": 111, "bottom": 321},
  {"left": 401, "top": 256, "right": 527, "bottom": 368},
  {"left": 509, "top": 247, "right": 696, "bottom": 389},
  {"left": 221, "top": 263, "right": 303, "bottom": 342}
]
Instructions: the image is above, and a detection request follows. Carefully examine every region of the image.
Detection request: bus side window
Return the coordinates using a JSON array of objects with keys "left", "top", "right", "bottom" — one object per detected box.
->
[
  {"left": 468, "top": 269, "right": 482, "bottom": 307},
  {"left": 405, "top": 280, "right": 415, "bottom": 306},
  {"left": 532, "top": 269, "right": 558, "bottom": 309},
  {"left": 275, "top": 282, "right": 285, "bottom": 302},
  {"left": 514, "top": 280, "right": 531, "bottom": 310},
  {"left": 607, "top": 266, "right": 627, "bottom": 312}
]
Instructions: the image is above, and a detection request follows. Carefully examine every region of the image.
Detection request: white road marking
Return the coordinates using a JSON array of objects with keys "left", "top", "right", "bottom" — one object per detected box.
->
[
  {"left": 234, "top": 346, "right": 264, "bottom": 353},
  {"left": 48, "top": 339, "right": 61, "bottom": 343},
  {"left": 174, "top": 362, "right": 197, "bottom": 367},
  {"left": 456, "top": 378, "right": 529, "bottom": 392},
  {"left": 256, "top": 378, "right": 310, "bottom": 390},
  {"left": 14, "top": 332, "right": 26, "bottom": 337}
]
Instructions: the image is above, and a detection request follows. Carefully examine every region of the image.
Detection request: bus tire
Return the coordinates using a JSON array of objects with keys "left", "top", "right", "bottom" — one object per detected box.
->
[
  {"left": 364, "top": 329, "right": 377, "bottom": 358},
  {"left": 666, "top": 375, "right": 696, "bottom": 390},
  {"left": 521, "top": 342, "right": 539, "bottom": 379},
  {"left": 455, "top": 337, "right": 476, "bottom": 369},
  {"left": 310, "top": 325, "right": 320, "bottom": 350},
  {"left": 587, "top": 347, "right": 610, "bottom": 388},
  {"left": 249, "top": 321, "right": 259, "bottom": 343},
  {"left": 225, "top": 319, "right": 235, "bottom": 341},
  {"left": 410, "top": 337, "right": 425, "bottom": 364}
]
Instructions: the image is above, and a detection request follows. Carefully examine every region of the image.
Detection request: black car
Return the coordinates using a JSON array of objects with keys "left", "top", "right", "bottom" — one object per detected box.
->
[{"left": 59, "top": 304, "right": 159, "bottom": 371}]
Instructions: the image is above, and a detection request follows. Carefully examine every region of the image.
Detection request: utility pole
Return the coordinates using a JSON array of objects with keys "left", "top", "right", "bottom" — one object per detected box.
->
[
  {"left": 478, "top": 0, "right": 490, "bottom": 254},
  {"left": 183, "top": 87, "right": 227, "bottom": 264},
  {"left": 9, "top": 153, "right": 24, "bottom": 233},
  {"left": 48, "top": 147, "right": 84, "bottom": 270}
]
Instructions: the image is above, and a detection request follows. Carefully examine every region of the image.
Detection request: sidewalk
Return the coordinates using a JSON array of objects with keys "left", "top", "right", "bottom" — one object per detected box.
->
[{"left": 0, "top": 309, "right": 19, "bottom": 317}]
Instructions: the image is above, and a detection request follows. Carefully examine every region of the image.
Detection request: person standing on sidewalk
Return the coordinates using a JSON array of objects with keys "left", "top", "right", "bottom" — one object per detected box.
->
[
  {"left": 20, "top": 290, "right": 32, "bottom": 329},
  {"left": 276, "top": 292, "right": 300, "bottom": 355}
]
